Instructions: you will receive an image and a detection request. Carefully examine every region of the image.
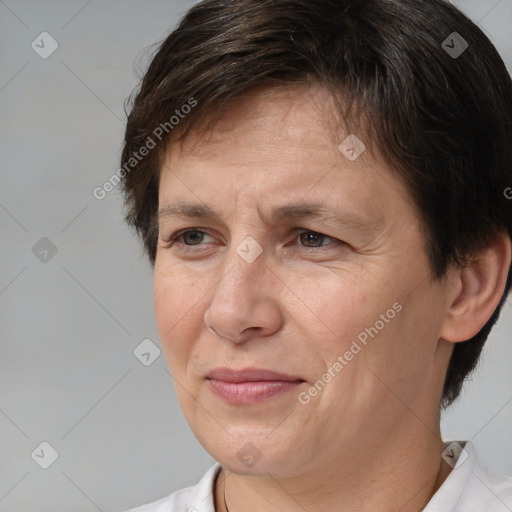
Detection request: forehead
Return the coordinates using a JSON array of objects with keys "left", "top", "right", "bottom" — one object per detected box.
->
[
  {"left": 158, "top": 84, "right": 416, "bottom": 226},
  {"left": 169, "top": 83, "right": 349, "bottom": 160}
]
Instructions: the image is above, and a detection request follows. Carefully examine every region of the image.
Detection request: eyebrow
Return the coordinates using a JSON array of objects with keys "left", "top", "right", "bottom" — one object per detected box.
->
[{"left": 158, "top": 201, "right": 377, "bottom": 234}]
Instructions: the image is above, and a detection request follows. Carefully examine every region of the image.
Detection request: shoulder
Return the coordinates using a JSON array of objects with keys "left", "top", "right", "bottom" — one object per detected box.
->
[
  {"left": 123, "top": 486, "right": 194, "bottom": 512},
  {"left": 461, "top": 460, "right": 512, "bottom": 509},
  {"left": 453, "top": 441, "right": 512, "bottom": 511},
  {"left": 123, "top": 463, "right": 221, "bottom": 512},
  {"left": 425, "top": 441, "right": 512, "bottom": 512}
]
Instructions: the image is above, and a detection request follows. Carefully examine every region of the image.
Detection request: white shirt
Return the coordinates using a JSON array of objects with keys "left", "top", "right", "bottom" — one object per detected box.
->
[{"left": 124, "top": 441, "right": 512, "bottom": 512}]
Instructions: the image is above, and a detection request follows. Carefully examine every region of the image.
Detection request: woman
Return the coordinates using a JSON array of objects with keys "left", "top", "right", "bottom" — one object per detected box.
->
[{"left": 121, "top": 0, "right": 512, "bottom": 510}]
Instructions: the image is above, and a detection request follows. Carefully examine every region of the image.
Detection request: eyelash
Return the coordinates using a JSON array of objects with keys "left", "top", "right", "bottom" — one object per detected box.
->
[{"left": 164, "top": 228, "right": 343, "bottom": 252}]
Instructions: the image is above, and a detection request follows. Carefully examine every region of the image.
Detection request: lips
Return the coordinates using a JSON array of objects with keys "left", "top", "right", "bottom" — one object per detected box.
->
[
  {"left": 206, "top": 367, "right": 304, "bottom": 383},
  {"left": 206, "top": 367, "right": 305, "bottom": 403}
]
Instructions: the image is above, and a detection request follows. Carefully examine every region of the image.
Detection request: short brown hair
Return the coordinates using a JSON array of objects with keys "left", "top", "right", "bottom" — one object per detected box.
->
[{"left": 120, "top": 0, "right": 512, "bottom": 408}]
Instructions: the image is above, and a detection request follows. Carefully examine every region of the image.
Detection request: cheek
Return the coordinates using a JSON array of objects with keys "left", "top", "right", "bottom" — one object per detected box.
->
[
  {"left": 293, "top": 272, "right": 421, "bottom": 402},
  {"left": 285, "top": 268, "right": 396, "bottom": 353},
  {"left": 153, "top": 254, "right": 405, "bottom": 371},
  {"left": 153, "top": 264, "right": 204, "bottom": 371}
]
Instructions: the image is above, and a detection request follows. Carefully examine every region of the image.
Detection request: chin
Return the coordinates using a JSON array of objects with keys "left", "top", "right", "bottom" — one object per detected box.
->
[{"left": 203, "top": 434, "right": 304, "bottom": 477}]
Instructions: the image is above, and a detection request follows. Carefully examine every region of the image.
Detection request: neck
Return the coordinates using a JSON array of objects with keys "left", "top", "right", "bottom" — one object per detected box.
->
[{"left": 215, "top": 418, "right": 451, "bottom": 512}]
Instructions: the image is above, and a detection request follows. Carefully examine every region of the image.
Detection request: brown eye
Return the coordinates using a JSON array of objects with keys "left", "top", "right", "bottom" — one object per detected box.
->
[
  {"left": 181, "top": 230, "right": 207, "bottom": 245},
  {"left": 167, "top": 229, "right": 214, "bottom": 248},
  {"left": 296, "top": 230, "right": 338, "bottom": 248}
]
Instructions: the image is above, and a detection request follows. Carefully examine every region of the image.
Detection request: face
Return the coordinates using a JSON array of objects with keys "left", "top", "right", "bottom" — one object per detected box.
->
[{"left": 153, "top": 83, "right": 453, "bottom": 478}]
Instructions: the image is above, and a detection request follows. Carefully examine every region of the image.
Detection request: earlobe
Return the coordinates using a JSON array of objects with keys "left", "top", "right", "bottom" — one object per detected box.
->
[{"left": 440, "top": 232, "right": 512, "bottom": 343}]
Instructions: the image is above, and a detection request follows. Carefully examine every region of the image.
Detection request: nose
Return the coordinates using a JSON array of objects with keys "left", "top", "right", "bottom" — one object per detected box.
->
[{"left": 203, "top": 241, "right": 283, "bottom": 344}]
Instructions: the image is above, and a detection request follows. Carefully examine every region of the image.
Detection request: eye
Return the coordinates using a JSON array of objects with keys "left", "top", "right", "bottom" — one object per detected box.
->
[
  {"left": 293, "top": 229, "right": 339, "bottom": 249},
  {"left": 164, "top": 228, "right": 342, "bottom": 251},
  {"left": 166, "top": 229, "right": 214, "bottom": 247}
]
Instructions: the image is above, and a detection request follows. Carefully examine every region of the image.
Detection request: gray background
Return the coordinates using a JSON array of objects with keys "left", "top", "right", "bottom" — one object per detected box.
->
[{"left": 0, "top": 1, "right": 511, "bottom": 511}]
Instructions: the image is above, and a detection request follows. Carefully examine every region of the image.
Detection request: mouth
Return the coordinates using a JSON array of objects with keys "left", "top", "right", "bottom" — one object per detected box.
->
[{"left": 206, "top": 367, "right": 305, "bottom": 404}]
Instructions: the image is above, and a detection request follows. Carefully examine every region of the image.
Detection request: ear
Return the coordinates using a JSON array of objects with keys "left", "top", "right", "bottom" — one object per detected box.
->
[{"left": 440, "top": 232, "right": 512, "bottom": 343}]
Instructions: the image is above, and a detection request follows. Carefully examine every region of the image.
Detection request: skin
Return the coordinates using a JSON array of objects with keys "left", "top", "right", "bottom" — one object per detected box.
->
[{"left": 153, "top": 83, "right": 511, "bottom": 512}]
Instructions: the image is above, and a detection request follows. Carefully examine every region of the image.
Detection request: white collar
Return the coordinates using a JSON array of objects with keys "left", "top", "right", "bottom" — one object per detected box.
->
[
  {"left": 423, "top": 440, "right": 476, "bottom": 511},
  {"left": 185, "top": 462, "right": 221, "bottom": 511}
]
